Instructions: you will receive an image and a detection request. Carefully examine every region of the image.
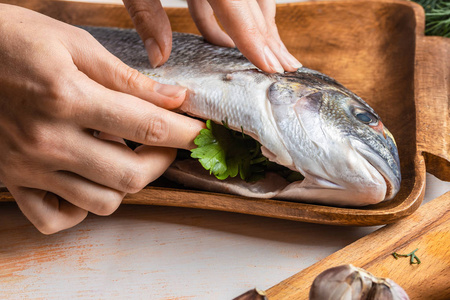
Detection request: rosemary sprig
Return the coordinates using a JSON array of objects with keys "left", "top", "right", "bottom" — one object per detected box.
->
[
  {"left": 411, "top": 0, "right": 450, "bottom": 37},
  {"left": 392, "top": 248, "right": 421, "bottom": 265}
]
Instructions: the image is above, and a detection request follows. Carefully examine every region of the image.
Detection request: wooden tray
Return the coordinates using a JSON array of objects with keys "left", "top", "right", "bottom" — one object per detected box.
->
[{"left": 0, "top": 0, "right": 448, "bottom": 226}]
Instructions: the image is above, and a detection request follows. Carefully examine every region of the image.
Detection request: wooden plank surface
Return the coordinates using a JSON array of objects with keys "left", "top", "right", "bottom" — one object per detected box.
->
[
  {"left": 0, "top": 199, "right": 381, "bottom": 299},
  {"left": 266, "top": 191, "right": 450, "bottom": 299}
]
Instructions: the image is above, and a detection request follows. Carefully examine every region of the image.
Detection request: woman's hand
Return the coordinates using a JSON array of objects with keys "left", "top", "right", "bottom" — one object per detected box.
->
[
  {"left": 0, "top": 4, "right": 204, "bottom": 234},
  {"left": 123, "top": 0, "right": 302, "bottom": 73}
]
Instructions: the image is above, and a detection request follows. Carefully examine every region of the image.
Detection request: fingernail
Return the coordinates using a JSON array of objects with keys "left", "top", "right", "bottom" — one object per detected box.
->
[
  {"left": 145, "top": 38, "right": 162, "bottom": 68},
  {"left": 155, "top": 83, "right": 187, "bottom": 99},
  {"left": 264, "top": 46, "right": 284, "bottom": 73},
  {"left": 281, "top": 46, "right": 302, "bottom": 69}
]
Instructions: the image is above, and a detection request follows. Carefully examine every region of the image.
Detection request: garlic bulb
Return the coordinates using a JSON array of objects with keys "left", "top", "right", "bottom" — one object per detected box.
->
[{"left": 309, "top": 264, "right": 409, "bottom": 300}]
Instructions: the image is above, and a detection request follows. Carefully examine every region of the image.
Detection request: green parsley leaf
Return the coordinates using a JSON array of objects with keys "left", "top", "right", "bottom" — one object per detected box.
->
[
  {"left": 190, "top": 120, "right": 267, "bottom": 181},
  {"left": 190, "top": 119, "right": 305, "bottom": 183}
]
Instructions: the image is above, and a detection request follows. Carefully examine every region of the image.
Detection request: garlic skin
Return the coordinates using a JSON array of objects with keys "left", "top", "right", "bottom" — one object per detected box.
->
[{"left": 309, "top": 264, "right": 409, "bottom": 300}]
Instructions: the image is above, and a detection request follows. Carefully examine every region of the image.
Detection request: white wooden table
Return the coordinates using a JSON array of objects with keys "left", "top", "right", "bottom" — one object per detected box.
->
[
  {"left": 1, "top": 173, "right": 448, "bottom": 299},
  {"left": 1, "top": 1, "right": 449, "bottom": 299}
]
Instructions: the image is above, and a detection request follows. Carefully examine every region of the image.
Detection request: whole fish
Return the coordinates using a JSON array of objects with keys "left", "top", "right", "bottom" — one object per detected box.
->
[{"left": 85, "top": 26, "right": 401, "bottom": 207}]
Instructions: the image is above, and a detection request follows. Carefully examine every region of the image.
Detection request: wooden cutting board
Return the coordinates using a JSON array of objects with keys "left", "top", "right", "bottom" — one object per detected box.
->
[{"left": 258, "top": 191, "right": 449, "bottom": 299}]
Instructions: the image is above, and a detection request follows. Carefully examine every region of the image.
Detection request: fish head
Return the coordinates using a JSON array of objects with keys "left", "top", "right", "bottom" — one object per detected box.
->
[{"left": 269, "top": 73, "right": 401, "bottom": 205}]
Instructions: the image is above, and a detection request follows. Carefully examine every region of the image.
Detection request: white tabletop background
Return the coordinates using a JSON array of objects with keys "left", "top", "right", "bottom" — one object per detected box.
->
[{"left": 1, "top": 1, "right": 449, "bottom": 299}]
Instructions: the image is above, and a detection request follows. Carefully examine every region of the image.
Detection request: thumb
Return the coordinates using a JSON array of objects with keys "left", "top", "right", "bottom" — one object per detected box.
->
[{"left": 123, "top": 0, "right": 172, "bottom": 68}]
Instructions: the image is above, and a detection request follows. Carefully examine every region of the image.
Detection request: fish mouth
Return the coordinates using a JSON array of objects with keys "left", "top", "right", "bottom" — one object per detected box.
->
[
  {"left": 380, "top": 173, "right": 394, "bottom": 201},
  {"left": 356, "top": 147, "right": 401, "bottom": 201}
]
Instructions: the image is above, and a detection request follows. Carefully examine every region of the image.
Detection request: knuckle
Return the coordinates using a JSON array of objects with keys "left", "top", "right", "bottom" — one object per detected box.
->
[
  {"left": 137, "top": 116, "right": 169, "bottom": 145},
  {"left": 19, "top": 125, "right": 68, "bottom": 169},
  {"left": 42, "top": 76, "right": 78, "bottom": 119},
  {"left": 35, "top": 217, "right": 64, "bottom": 235},
  {"left": 74, "top": 26, "right": 94, "bottom": 40},
  {"left": 119, "top": 167, "right": 148, "bottom": 194},
  {"left": 128, "top": 7, "right": 154, "bottom": 26},
  {"left": 245, "top": 26, "right": 261, "bottom": 38},
  {"left": 25, "top": 125, "right": 51, "bottom": 150},
  {"left": 25, "top": 125, "right": 59, "bottom": 156},
  {"left": 18, "top": 191, "right": 88, "bottom": 235},
  {"left": 94, "top": 191, "right": 124, "bottom": 216},
  {"left": 117, "top": 64, "right": 143, "bottom": 91}
]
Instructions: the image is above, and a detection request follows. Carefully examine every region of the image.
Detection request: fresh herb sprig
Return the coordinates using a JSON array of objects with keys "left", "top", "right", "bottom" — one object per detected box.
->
[
  {"left": 190, "top": 120, "right": 269, "bottom": 182},
  {"left": 392, "top": 248, "right": 421, "bottom": 265},
  {"left": 412, "top": 0, "right": 450, "bottom": 37},
  {"left": 190, "top": 120, "right": 305, "bottom": 183}
]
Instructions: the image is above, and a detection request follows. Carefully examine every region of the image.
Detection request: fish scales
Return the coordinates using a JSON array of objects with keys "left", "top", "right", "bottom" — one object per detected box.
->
[{"left": 84, "top": 26, "right": 401, "bottom": 207}]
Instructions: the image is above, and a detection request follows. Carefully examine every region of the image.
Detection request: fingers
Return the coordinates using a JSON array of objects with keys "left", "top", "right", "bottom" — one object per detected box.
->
[
  {"left": 186, "top": 0, "right": 235, "bottom": 47},
  {"left": 61, "top": 134, "right": 177, "bottom": 194},
  {"left": 122, "top": 0, "right": 300, "bottom": 74},
  {"left": 70, "top": 29, "right": 185, "bottom": 110},
  {"left": 247, "top": 0, "right": 300, "bottom": 71},
  {"left": 75, "top": 75, "right": 204, "bottom": 150},
  {"left": 43, "top": 143, "right": 175, "bottom": 210},
  {"left": 37, "top": 171, "right": 126, "bottom": 216},
  {"left": 10, "top": 186, "right": 88, "bottom": 234},
  {"left": 206, "top": 0, "right": 301, "bottom": 73},
  {"left": 255, "top": 0, "right": 301, "bottom": 71},
  {"left": 122, "top": 0, "right": 172, "bottom": 68},
  {"left": 9, "top": 143, "right": 176, "bottom": 234}
]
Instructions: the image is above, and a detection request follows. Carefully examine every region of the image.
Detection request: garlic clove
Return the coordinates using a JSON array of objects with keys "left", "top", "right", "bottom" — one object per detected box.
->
[{"left": 309, "top": 264, "right": 409, "bottom": 300}]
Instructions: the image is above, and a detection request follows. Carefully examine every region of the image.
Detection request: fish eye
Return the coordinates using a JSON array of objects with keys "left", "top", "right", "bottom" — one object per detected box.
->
[{"left": 353, "top": 108, "right": 378, "bottom": 126}]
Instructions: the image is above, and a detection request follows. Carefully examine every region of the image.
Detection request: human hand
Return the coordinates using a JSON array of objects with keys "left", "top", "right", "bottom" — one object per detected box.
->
[
  {"left": 123, "top": 0, "right": 301, "bottom": 73},
  {"left": 0, "top": 4, "right": 204, "bottom": 234}
]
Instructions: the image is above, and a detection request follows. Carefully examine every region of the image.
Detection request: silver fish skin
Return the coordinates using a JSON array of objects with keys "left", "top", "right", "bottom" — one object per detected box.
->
[{"left": 84, "top": 26, "right": 401, "bottom": 206}]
